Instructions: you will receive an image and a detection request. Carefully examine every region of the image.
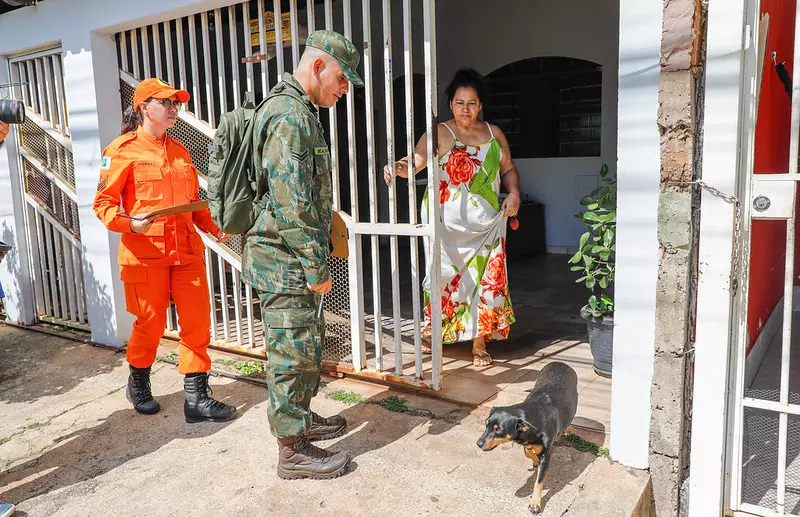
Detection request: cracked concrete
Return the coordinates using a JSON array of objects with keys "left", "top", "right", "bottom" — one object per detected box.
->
[{"left": 0, "top": 324, "right": 650, "bottom": 516}]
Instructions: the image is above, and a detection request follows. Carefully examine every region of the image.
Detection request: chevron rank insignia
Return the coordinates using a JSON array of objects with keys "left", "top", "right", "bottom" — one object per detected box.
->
[{"left": 290, "top": 149, "right": 309, "bottom": 162}]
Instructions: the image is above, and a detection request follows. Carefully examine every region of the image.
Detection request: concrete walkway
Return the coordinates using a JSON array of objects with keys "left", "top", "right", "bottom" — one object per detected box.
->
[{"left": 0, "top": 325, "right": 649, "bottom": 517}]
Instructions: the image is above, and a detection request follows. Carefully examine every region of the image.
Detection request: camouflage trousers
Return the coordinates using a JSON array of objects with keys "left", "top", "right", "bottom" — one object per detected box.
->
[{"left": 258, "top": 291, "right": 324, "bottom": 438}]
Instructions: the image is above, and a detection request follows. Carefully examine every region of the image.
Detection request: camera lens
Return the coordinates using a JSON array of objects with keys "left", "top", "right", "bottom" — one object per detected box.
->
[{"left": 0, "top": 99, "right": 25, "bottom": 124}]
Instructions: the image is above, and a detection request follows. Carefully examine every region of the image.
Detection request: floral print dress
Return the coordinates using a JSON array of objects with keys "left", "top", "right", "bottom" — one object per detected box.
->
[{"left": 421, "top": 122, "right": 515, "bottom": 344}]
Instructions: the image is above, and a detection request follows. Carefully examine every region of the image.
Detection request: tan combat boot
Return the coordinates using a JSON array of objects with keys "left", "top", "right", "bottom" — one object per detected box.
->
[
  {"left": 305, "top": 411, "right": 347, "bottom": 441},
  {"left": 276, "top": 435, "right": 350, "bottom": 480}
]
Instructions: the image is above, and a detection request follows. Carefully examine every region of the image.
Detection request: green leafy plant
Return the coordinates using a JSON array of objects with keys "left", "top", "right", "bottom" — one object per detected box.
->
[
  {"left": 326, "top": 390, "right": 368, "bottom": 405},
  {"left": 568, "top": 164, "right": 616, "bottom": 318}
]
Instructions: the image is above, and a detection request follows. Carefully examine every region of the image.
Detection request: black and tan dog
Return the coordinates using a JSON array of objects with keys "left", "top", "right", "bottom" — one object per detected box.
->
[{"left": 476, "top": 361, "right": 578, "bottom": 514}]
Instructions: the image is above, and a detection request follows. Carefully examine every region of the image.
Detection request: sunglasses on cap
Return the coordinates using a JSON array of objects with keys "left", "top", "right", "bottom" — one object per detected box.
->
[{"left": 148, "top": 98, "right": 183, "bottom": 110}]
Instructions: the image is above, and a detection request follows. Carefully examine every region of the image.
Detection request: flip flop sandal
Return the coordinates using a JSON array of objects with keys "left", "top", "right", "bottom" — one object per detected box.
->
[{"left": 473, "top": 351, "right": 493, "bottom": 366}]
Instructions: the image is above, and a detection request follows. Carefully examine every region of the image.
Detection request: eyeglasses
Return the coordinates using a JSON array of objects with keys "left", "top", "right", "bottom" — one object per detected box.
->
[{"left": 149, "top": 98, "right": 182, "bottom": 110}]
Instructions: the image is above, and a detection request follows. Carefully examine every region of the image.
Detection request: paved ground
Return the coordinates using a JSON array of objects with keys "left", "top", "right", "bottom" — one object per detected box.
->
[{"left": 0, "top": 324, "right": 648, "bottom": 517}]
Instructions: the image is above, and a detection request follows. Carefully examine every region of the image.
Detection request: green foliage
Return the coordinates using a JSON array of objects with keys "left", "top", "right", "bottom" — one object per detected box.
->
[{"left": 568, "top": 164, "right": 616, "bottom": 317}]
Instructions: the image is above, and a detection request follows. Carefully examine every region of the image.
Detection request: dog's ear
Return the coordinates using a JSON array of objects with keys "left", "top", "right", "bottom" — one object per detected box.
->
[{"left": 516, "top": 418, "right": 531, "bottom": 433}]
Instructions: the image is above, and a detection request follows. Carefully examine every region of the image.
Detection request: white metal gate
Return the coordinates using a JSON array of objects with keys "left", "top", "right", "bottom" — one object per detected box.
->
[
  {"left": 114, "top": 0, "right": 443, "bottom": 389},
  {"left": 7, "top": 48, "right": 88, "bottom": 329},
  {"left": 726, "top": 1, "right": 800, "bottom": 514}
]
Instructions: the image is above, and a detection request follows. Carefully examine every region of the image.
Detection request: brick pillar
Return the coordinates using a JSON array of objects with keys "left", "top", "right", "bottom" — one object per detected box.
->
[{"left": 649, "top": 0, "right": 706, "bottom": 515}]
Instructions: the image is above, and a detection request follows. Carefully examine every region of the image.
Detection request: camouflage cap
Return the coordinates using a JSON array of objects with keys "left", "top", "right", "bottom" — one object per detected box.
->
[{"left": 305, "top": 30, "right": 363, "bottom": 87}]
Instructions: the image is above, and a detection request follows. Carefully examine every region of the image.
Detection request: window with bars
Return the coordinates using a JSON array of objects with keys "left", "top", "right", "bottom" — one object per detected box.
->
[{"left": 483, "top": 56, "right": 602, "bottom": 159}]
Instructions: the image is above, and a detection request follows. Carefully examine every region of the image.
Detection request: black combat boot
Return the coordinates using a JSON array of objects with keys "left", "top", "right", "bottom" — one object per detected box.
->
[
  {"left": 126, "top": 365, "right": 160, "bottom": 415},
  {"left": 305, "top": 411, "right": 347, "bottom": 441},
  {"left": 183, "top": 372, "right": 237, "bottom": 423},
  {"left": 276, "top": 435, "right": 350, "bottom": 480}
]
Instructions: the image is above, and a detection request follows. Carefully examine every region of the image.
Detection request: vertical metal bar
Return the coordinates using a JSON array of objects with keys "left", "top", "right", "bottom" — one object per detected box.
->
[
  {"left": 188, "top": 15, "right": 203, "bottom": 120},
  {"left": 55, "top": 231, "right": 69, "bottom": 323},
  {"left": 423, "top": 0, "right": 441, "bottom": 388},
  {"left": 403, "top": 0, "right": 422, "bottom": 372},
  {"left": 120, "top": 31, "right": 130, "bottom": 74},
  {"left": 348, "top": 233, "right": 367, "bottom": 371},
  {"left": 142, "top": 25, "right": 151, "bottom": 77},
  {"left": 245, "top": 285, "right": 255, "bottom": 348},
  {"left": 52, "top": 55, "right": 69, "bottom": 136},
  {"left": 324, "top": 0, "right": 340, "bottom": 209},
  {"left": 361, "top": 0, "right": 383, "bottom": 370},
  {"left": 307, "top": 0, "right": 316, "bottom": 32},
  {"left": 34, "top": 211, "right": 52, "bottom": 316},
  {"left": 25, "top": 61, "right": 38, "bottom": 114},
  {"left": 214, "top": 9, "right": 228, "bottom": 115},
  {"left": 274, "top": 0, "right": 285, "bottom": 79},
  {"left": 242, "top": 2, "right": 255, "bottom": 94},
  {"left": 383, "top": 0, "right": 402, "bottom": 373},
  {"left": 19, "top": 61, "right": 30, "bottom": 107},
  {"left": 61, "top": 233, "right": 77, "bottom": 322},
  {"left": 164, "top": 22, "right": 175, "bottom": 86},
  {"left": 43, "top": 219, "right": 60, "bottom": 319},
  {"left": 228, "top": 5, "right": 242, "bottom": 109},
  {"left": 152, "top": 24, "right": 163, "bottom": 79},
  {"left": 777, "top": 4, "right": 800, "bottom": 511},
  {"left": 131, "top": 29, "right": 141, "bottom": 79},
  {"left": 36, "top": 59, "right": 49, "bottom": 122},
  {"left": 72, "top": 241, "right": 86, "bottom": 324},
  {"left": 26, "top": 204, "right": 45, "bottom": 316},
  {"left": 176, "top": 18, "right": 188, "bottom": 96},
  {"left": 342, "top": 0, "right": 366, "bottom": 373},
  {"left": 343, "top": 0, "right": 358, "bottom": 222},
  {"left": 232, "top": 269, "right": 243, "bottom": 344},
  {"left": 206, "top": 248, "right": 219, "bottom": 341},
  {"left": 42, "top": 57, "right": 58, "bottom": 127},
  {"left": 257, "top": 0, "right": 269, "bottom": 97},
  {"left": 201, "top": 11, "right": 217, "bottom": 128},
  {"left": 10, "top": 62, "right": 21, "bottom": 103},
  {"left": 218, "top": 256, "right": 231, "bottom": 342},
  {"left": 289, "top": 0, "right": 300, "bottom": 70}
]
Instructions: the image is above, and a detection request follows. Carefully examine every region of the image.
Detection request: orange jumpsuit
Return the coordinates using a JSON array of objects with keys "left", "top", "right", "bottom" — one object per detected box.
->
[{"left": 93, "top": 126, "right": 220, "bottom": 374}]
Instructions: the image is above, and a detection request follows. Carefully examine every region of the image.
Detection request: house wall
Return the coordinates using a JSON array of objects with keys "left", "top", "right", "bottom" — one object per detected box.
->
[
  {"left": 0, "top": 0, "right": 662, "bottom": 471},
  {"left": 435, "top": 0, "right": 620, "bottom": 251}
]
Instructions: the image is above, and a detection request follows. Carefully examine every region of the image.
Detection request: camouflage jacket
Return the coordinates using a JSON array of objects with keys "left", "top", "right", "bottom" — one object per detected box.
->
[{"left": 241, "top": 73, "right": 333, "bottom": 294}]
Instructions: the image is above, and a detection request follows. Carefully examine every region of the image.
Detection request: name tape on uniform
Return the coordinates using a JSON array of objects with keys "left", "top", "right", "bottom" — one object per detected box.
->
[{"left": 313, "top": 147, "right": 329, "bottom": 156}]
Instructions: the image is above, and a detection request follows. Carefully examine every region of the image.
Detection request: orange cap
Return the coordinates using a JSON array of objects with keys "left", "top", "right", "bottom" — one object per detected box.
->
[{"left": 133, "top": 78, "right": 190, "bottom": 111}]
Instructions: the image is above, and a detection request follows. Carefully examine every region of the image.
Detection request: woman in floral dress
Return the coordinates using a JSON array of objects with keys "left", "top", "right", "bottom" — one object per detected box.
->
[{"left": 383, "top": 69, "right": 521, "bottom": 366}]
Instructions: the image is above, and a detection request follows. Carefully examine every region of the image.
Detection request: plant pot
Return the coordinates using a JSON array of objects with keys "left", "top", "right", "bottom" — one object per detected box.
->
[{"left": 580, "top": 306, "right": 614, "bottom": 377}]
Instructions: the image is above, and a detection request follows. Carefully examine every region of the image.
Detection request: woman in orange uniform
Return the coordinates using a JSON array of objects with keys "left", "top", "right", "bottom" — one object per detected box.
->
[{"left": 94, "top": 78, "right": 235, "bottom": 423}]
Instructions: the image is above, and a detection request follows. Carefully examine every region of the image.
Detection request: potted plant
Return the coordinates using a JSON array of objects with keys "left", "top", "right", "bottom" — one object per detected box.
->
[{"left": 568, "top": 164, "right": 616, "bottom": 377}]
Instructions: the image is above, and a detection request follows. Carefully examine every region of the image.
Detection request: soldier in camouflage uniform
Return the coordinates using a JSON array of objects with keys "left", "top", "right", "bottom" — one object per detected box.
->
[{"left": 242, "top": 30, "right": 363, "bottom": 480}]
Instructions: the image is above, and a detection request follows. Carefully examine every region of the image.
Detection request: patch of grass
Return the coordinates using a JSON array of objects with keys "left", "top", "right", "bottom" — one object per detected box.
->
[
  {"left": 26, "top": 422, "right": 44, "bottom": 430},
  {"left": 380, "top": 395, "right": 430, "bottom": 417},
  {"left": 220, "top": 359, "right": 265, "bottom": 377},
  {"left": 159, "top": 351, "right": 178, "bottom": 362},
  {"left": 0, "top": 436, "right": 10, "bottom": 446},
  {"left": 381, "top": 395, "right": 409, "bottom": 413},
  {"left": 326, "top": 390, "right": 367, "bottom": 405},
  {"left": 561, "top": 433, "right": 609, "bottom": 457}
]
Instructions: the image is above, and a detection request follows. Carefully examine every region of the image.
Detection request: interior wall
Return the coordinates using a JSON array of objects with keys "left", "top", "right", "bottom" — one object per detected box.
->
[{"left": 435, "top": 0, "right": 620, "bottom": 250}]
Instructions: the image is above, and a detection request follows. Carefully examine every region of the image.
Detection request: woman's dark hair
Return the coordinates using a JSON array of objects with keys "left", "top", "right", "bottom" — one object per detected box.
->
[
  {"left": 445, "top": 68, "right": 485, "bottom": 104},
  {"left": 121, "top": 97, "right": 154, "bottom": 135},
  {"left": 120, "top": 105, "right": 143, "bottom": 135}
]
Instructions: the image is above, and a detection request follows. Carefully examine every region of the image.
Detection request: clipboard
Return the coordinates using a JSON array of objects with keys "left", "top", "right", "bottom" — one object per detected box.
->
[{"left": 117, "top": 200, "right": 209, "bottom": 221}]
